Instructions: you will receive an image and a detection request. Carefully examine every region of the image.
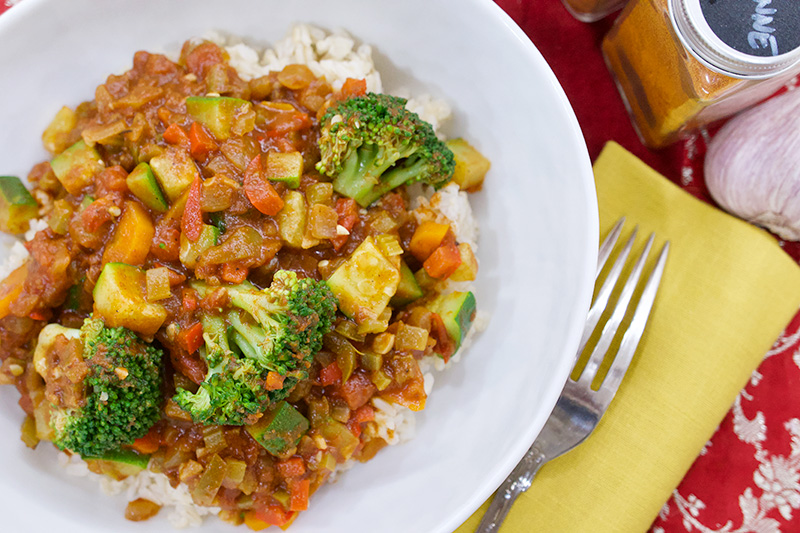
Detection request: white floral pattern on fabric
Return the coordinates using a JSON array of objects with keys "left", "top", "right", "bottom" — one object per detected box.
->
[{"left": 656, "top": 321, "right": 800, "bottom": 532}]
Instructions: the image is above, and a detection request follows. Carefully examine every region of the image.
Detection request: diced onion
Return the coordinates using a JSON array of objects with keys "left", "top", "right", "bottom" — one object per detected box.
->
[
  {"left": 308, "top": 204, "right": 339, "bottom": 239},
  {"left": 395, "top": 323, "right": 429, "bottom": 351},
  {"left": 81, "top": 119, "right": 128, "bottom": 146},
  {"left": 372, "top": 332, "right": 395, "bottom": 355},
  {"left": 277, "top": 64, "right": 316, "bottom": 90},
  {"left": 192, "top": 454, "right": 227, "bottom": 506},
  {"left": 306, "top": 182, "right": 333, "bottom": 205}
]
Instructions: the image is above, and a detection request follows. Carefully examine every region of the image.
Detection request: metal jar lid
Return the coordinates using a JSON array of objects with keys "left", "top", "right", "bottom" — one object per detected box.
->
[{"left": 669, "top": 0, "right": 800, "bottom": 79}]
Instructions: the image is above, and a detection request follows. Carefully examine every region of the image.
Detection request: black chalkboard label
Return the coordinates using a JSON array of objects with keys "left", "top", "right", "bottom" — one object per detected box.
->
[{"left": 699, "top": 0, "right": 800, "bottom": 57}]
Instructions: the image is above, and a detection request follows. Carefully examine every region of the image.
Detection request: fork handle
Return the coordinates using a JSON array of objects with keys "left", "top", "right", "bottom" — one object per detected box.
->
[{"left": 475, "top": 446, "right": 547, "bottom": 533}]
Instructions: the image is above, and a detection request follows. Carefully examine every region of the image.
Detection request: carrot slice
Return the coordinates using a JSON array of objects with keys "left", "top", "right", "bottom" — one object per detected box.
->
[
  {"left": 409, "top": 221, "right": 450, "bottom": 261},
  {"left": 244, "top": 155, "right": 284, "bottom": 216},
  {"left": 318, "top": 361, "right": 343, "bottom": 387},
  {"left": 289, "top": 478, "right": 310, "bottom": 512},
  {"left": 423, "top": 242, "right": 463, "bottom": 279},
  {"left": 341, "top": 78, "right": 367, "bottom": 99},
  {"left": 163, "top": 123, "right": 190, "bottom": 149},
  {"left": 131, "top": 428, "right": 161, "bottom": 454},
  {"left": 188, "top": 122, "right": 217, "bottom": 159},
  {"left": 102, "top": 201, "right": 155, "bottom": 266},
  {"left": 277, "top": 457, "right": 306, "bottom": 479},
  {"left": 0, "top": 263, "right": 28, "bottom": 320}
]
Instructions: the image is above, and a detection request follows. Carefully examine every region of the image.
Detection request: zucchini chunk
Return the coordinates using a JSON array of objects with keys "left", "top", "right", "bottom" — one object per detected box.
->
[
  {"left": 126, "top": 162, "right": 169, "bottom": 212},
  {"left": 179, "top": 224, "right": 221, "bottom": 268},
  {"left": 83, "top": 448, "right": 151, "bottom": 481},
  {"left": 427, "top": 291, "right": 477, "bottom": 351},
  {"left": 264, "top": 151, "right": 303, "bottom": 189},
  {"left": 93, "top": 263, "right": 168, "bottom": 337},
  {"left": 445, "top": 138, "right": 490, "bottom": 191},
  {"left": 326, "top": 236, "right": 400, "bottom": 323},
  {"left": 185, "top": 96, "right": 253, "bottom": 140},
  {"left": 50, "top": 140, "right": 104, "bottom": 196},
  {"left": 246, "top": 401, "right": 309, "bottom": 457},
  {"left": 0, "top": 176, "right": 38, "bottom": 234},
  {"left": 149, "top": 147, "right": 199, "bottom": 202},
  {"left": 390, "top": 260, "right": 424, "bottom": 308}
]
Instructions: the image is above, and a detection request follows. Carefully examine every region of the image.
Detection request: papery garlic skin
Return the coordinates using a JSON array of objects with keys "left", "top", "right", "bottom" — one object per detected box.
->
[{"left": 705, "top": 88, "right": 800, "bottom": 241}]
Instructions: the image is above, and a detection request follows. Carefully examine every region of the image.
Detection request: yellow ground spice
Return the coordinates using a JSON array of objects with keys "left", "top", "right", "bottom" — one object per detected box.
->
[{"left": 602, "top": 0, "right": 743, "bottom": 147}]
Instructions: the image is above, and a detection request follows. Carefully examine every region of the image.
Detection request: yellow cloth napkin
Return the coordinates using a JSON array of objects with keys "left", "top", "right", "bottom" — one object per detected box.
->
[{"left": 455, "top": 141, "right": 800, "bottom": 532}]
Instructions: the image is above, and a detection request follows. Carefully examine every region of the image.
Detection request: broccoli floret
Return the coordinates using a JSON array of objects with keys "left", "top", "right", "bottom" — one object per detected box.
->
[
  {"left": 32, "top": 318, "right": 164, "bottom": 458},
  {"left": 316, "top": 93, "right": 455, "bottom": 207},
  {"left": 175, "top": 270, "right": 337, "bottom": 425}
]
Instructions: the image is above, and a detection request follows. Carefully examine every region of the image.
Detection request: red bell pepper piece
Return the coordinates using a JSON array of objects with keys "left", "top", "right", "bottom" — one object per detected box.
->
[
  {"left": 331, "top": 197, "right": 359, "bottom": 250},
  {"left": 254, "top": 503, "right": 294, "bottom": 527},
  {"left": 318, "top": 361, "right": 343, "bottom": 387},
  {"left": 182, "top": 177, "right": 203, "bottom": 242},
  {"left": 178, "top": 321, "right": 204, "bottom": 354}
]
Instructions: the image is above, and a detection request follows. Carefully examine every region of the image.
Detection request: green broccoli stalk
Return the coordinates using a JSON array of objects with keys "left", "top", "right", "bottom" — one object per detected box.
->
[
  {"left": 316, "top": 93, "right": 455, "bottom": 207},
  {"left": 33, "top": 318, "right": 164, "bottom": 458},
  {"left": 175, "top": 270, "right": 337, "bottom": 425}
]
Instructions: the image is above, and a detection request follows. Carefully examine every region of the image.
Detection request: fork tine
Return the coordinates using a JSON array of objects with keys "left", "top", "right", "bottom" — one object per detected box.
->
[
  {"left": 596, "top": 217, "right": 625, "bottom": 276},
  {"left": 577, "top": 233, "right": 655, "bottom": 386},
  {"left": 598, "top": 241, "right": 669, "bottom": 399},
  {"left": 576, "top": 225, "right": 638, "bottom": 356}
]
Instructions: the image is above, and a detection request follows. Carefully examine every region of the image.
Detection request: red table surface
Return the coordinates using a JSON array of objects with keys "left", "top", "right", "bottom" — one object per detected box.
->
[{"left": 3, "top": 0, "right": 800, "bottom": 531}]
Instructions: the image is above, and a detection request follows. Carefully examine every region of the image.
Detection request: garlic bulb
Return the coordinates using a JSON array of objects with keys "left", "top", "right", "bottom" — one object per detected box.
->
[{"left": 705, "top": 87, "right": 800, "bottom": 241}]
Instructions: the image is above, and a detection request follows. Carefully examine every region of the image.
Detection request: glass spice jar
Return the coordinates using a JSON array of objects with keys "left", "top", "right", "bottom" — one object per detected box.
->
[
  {"left": 560, "top": 0, "right": 629, "bottom": 22},
  {"left": 602, "top": 0, "right": 800, "bottom": 148}
]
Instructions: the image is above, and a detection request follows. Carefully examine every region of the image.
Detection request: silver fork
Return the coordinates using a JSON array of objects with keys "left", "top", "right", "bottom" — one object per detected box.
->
[{"left": 476, "top": 217, "right": 670, "bottom": 532}]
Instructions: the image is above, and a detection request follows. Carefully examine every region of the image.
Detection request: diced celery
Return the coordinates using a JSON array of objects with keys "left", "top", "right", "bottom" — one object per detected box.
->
[{"left": 192, "top": 453, "right": 227, "bottom": 506}]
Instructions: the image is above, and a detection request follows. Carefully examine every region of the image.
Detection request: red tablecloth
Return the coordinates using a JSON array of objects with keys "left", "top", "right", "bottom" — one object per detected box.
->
[{"left": 4, "top": 0, "right": 800, "bottom": 531}]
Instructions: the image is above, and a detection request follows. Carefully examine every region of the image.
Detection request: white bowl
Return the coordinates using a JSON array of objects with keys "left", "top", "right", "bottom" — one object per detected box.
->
[{"left": 0, "top": 1, "right": 597, "bottom": 532}]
